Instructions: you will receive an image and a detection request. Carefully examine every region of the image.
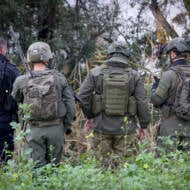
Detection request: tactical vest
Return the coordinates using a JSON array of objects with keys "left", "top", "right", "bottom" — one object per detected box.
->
[
  {"left": 92, "top": 65, "right": 133, "bottom": 116},
  {"left": 24, "top": 70, "right": 66, "bottom": 121},
  {"left": 171, "top": 65, "right": 190, "bottom": 120}
]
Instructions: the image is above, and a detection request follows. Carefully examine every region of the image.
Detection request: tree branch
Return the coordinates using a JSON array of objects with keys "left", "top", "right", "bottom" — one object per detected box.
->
[{"left": 149, "top": 0, "right": 178, "bottom": 38}]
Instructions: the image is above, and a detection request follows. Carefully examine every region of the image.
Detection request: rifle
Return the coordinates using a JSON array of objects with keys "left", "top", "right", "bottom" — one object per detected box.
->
[{"left": 9, "top": 26, "right": 32, "bottom": 76}]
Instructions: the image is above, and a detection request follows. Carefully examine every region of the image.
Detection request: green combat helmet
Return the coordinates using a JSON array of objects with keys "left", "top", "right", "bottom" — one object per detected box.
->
[
  {"left": 27, "top": 42, "right": 53, "bottom": 63},
  {"left": 107, "top": 44, "right": 130, "bottom": 58},
  {"left": 106, "top": 44, "right": 130, "bottom": 65},
  {"left": 163, "top": 37, "right": 190, "bottom": 54}
]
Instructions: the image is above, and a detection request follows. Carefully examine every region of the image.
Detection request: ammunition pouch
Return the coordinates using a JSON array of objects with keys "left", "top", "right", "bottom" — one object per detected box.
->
[
  {"left": 128, "top": 96, "right": 137, "bottom": 116},
  {"left": 92, "top": 94, "right": 137, "bottom": 117},
  {"left": 92, "top": 94, "right": 102, "bottom": 115}
]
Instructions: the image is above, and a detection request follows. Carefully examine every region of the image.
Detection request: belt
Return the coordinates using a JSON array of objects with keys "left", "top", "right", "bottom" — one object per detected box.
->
[{"left": 29, "top": 118, "right": 62, "bottom": 128}]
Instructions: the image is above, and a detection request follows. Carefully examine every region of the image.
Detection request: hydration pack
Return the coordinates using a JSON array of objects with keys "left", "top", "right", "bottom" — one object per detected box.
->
[
  {"left": 24, "top": 70, "right": 64, "bottom": 121},
  {"left": 171, "top": 66, "right": 190, "bottom": 120}
]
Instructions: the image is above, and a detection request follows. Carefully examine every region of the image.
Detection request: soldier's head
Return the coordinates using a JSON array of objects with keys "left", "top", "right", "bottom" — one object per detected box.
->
[
  {"left": 27, "top": 42, "right": 53, "bottom": 68},
  {"left": 0, "top": 37, "right": 7, "bottom": 55},
  {"left": 163, "top": 37, "right": 190, "bottom": 62},
  {"left": 106, "top": 44, "right": 130, "bottom": 65}
]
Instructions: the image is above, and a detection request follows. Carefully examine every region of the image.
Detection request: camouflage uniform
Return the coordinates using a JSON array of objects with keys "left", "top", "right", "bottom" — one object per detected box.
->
[
  {"left": 151, "top": 38, "right": 190, "bottom": 153},
  {"left": 12, "top": 42, "right": 76, "bottom": 167},
  {"left": 78, "top": 48, "right": 150, "bottom": 166},
  {"left": 151, "top": 61, "right": 190, "bottom": 153},
  {"left": 12, "top": 69, "right": 76, "bottom": 167}
]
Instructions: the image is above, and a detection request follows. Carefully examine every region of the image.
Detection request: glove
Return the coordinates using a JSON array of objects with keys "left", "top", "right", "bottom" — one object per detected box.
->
[
  {"left": 65, "top": 128, "right": 72, "bottom": 135},
  {"left": 151, "top": 76, "right": 160, "bottom": 93}
]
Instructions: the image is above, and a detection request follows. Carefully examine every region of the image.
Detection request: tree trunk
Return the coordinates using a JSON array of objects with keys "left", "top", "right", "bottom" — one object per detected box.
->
[
  {"left": 183, "top": 0, "right": 190, "bottom": 14},
  {"left": 149, "top": 0, "right": 179, "bottom": 38},
  {"left": 38, "top": 0, "right": 58, "bottom": 40}
]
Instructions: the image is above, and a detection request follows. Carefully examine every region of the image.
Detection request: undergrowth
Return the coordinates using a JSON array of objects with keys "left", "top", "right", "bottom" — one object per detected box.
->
[
  {"left": 0, "top": 104, "right": 189, "bottom": 190},
  {"left": 0, "top": 147, "right": 189, "bottom": 190}
]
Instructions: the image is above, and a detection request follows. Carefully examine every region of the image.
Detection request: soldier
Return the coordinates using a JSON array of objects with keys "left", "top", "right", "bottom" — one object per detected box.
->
[
  {"left": 12, "top": 42, "right": 76, "bottom": 168},
  {"left": 78, "top": 45, "right": 150, "bottom": 167},
  {"left": 0, "top": 37, "right": 20, "bottom": 164},
  {"left": 151, "top": 37, "right": 190, "bottom": 154}
]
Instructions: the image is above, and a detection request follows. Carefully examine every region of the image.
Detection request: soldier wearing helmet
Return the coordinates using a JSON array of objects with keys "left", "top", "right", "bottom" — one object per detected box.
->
[
  {"left": 27, "top": 42, "right": 53, "bottom": 64},
  {"left": 12, "top": 42, "right": 76, "bottom": 168},
  {"left": 78, "top": 44, "right": 150, "bottom": 167},
  {"left": 151, "top": 37, "right": 190, "bottom": 154}
]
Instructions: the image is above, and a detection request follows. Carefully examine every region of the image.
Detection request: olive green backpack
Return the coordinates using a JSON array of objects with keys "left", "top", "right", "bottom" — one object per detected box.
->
[{"left": 171, "top": 65, "right": 190, "bottom": 120}]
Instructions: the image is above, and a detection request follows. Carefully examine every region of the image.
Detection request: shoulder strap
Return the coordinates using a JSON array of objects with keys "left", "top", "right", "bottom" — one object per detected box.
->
[{"left": 170, "top": 65, "right": 190, "bottom": 77}]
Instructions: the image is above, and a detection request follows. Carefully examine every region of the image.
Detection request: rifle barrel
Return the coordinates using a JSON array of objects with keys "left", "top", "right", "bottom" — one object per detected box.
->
[{"left": 9, "top": 26, "right": 31, "bottom": 74}]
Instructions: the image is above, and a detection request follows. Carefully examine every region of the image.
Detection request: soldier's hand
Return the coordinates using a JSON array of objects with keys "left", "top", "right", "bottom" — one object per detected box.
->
[
  {"left": 151, "top": 76, "right": 160, "bottom": 93},
  {"left": 138, "top": 128, "right": 147, "bottom": 141},
  {"left": 83, "top": 119, "right": 93, "bottom": 133},
  {"left": 153, "top": 76, "right": 160, "bottom": 82}
]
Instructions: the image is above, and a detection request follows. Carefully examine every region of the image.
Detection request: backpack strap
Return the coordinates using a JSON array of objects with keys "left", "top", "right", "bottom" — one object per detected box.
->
[{"left": 170, "top": 66, "right": 190, "bottom": 111}]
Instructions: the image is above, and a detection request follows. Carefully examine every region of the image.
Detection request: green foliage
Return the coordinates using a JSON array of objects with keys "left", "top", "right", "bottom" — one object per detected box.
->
[
  {"left": 1, "top": 103, "right": 189, "bottom": 189},
  {"left": 0, "top": 146, "right": 189, "bottom": 189},
  {"left": 10, "top": 103, "right": 32, "bottom": 161},
  {"left": 0, "top": 0, "right": 120, "bottom": 76}
]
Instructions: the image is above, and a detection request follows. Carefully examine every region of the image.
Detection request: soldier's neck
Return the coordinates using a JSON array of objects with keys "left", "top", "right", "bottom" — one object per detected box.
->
[{"left": 33, "top": 63, "right": 47, "bottom": 71}]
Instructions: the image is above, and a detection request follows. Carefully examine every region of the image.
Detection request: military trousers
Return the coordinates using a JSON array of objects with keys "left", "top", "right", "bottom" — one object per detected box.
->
[
  {"left": 157, "top": 116, "right": 190, "bottom": 154},
  {"left": 25, "top": 124, "right": 64, "bottom": 168},
  {"left": 91, "top": 131, "right": 139, "bottom": 167}
]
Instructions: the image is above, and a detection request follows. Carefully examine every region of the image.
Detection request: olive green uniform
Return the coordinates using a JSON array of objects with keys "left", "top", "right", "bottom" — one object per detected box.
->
[
  {"left": 12, "top": 69, "right": 76, "bottom": 167},
  {"left": 151, "top": 63, "right": 190, "bottom": 153},
  {"left": 78, "top": 57, "right": 150, "bottom": 166}
]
